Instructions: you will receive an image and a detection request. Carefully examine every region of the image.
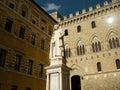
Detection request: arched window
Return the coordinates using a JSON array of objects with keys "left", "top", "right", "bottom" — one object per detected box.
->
[
  {"left": 77, "top": 45, "right": 85, "bottom": 55},
  {"left": 97, "top": 62, "right": 102, "bottom": 72},
  {"left": 92, "top": 41, "right": 101, "bottom": 52},
  {"left": 77, "top": 41, "right": 85, "bottom": 56},
  {"left": 116, "top": 37, "right": 119, "bottom": 47},
  {"left": 112, "top": 38, "right": 116, "bottom": 48},
  {"left": 92, "top": 43, "right": 95, "bottom": 52},
  {"left": 109, "top": 39, "right": 112, "bottom": 49},
  {"left": 77, "top": 46, "right": 79, "bottom": 55},
  {"left": 91, "top": 21, "right": 96, "bottom": 28},
  {"left": 80, "top": 46, "right": 82, "bottom": 55},
  {"left": 116, "top": 59, "right": 120, "bottom": 69},
  {"left": 98, "top": 41, "right": 101, "bottom": 51},
  {"left": 77, "top": 25, "right": 81, "bottom": 32},
  {"left": 65, "top": 29, "right": 68, "bottom": 36},
  {"left": 65, "top": 48, "right": 71, "bottom": 58},
  {"left": 109, "top": 37, "right": 120, "bottom": 49},
  {"left": 95, "top": 42, "right": 98, "bottom": 52},
  {"left": 82, "top": 45, "right": 85, "bottom": 54}
]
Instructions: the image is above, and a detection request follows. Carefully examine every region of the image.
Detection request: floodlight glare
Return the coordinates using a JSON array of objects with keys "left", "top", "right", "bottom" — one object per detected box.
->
[{"left": 107, "top": 17, "right": 114, "bottom": 24}]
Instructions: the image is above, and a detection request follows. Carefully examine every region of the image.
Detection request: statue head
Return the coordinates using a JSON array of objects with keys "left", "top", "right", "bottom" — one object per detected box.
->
[{"left": 54, "top": 24, "right": 59, "bottom": 30}]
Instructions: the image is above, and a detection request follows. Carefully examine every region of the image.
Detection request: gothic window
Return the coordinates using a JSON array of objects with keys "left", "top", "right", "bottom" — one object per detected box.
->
[
  {"left": 77, "top": 46, "right": 79, "bottom": 55},
  {"left": 116, "top": 37, "right": 119, "bottom": 47},
  {"left": 14, "top": 54, "right": 22, "bottom": 71},
  {"left": 109, "top": 37, "right": 120, "bottom": 49},
  {"left": 39, "top": 63, "right": 44, "bottom": 78},
  {"left": 109, "top": 39, "right": 112, "bottom": 49},
  {"left": 77, "top": 45, "right": 85, "bottom": 55},
  {"left": 5, "top": 18, "right": 13, "bottom": 32},
  {"left": 19, "top": 27, "right": 25, "bottom": 39},
  {"left": 112, "top": 38, "right": 116, "bottom": 48},
  {"left": 91, "top": 21, "right": 96, "bottom": 28},
  {"left": 65, "top": 29, "right": 68, "bottom": 36},
  {"left": 28, "top": 60, "right": 33, "bottom": 75},
  {"left": 65, "top": 48, "right": 71, "bottom": 58},
  {"left": 98, "top": 41, "right": 101, "bottom": 51},
  {"left": 77, "top": 25, "right": 81, "bottom": 32},
  {"left": 0, "top": 48, "right": 7, "bottom": 67},
  {"left": 92, "top": 43, "right": 95, "bottom": 52},
  {"left": 92, "top": 41, "right": 101, "bottom": 52},
  {"left": 116, "top": 59, "right": 120, "bottom": 69},
  {"left": 95, "top": 42, "right": 98, "bottom": 52},
  {"left": 97, "top": 62, "right": 102, "bottom": 72},
  {"left": 83, "top": 45, "right": 85, "bottom": 54}
]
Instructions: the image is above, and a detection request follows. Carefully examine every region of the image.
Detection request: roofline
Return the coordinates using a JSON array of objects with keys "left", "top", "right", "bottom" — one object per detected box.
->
[{"left": 30, "top": 0, "right": 57, "bottom": 23}]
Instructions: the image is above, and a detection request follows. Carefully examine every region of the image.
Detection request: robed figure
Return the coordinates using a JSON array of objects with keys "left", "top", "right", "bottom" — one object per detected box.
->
[{"left": 49, "top": 24, "right": 64, "bottom": 59}]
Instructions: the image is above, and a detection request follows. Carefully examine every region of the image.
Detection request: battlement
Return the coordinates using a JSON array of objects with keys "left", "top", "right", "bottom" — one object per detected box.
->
[{"left": 58, "top": 0, "right": 120, "bottom": 27}]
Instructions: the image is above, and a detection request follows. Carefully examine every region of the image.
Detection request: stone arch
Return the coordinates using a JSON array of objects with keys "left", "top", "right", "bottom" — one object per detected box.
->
[
  {"left": 75, "top": 38, "right": 85, "bottom": 48},
  {"left": 89, "top": 33, "right": 99, "bottom": 43},
  {"left": 70, "top": 64, "right": 83, "bottom": 90},
  {"left": 106, "top": 29, "right": 120, "bottom": 41},
  {"left": 70, "top": 64, "right": 83, "bottom": 76},
  {"left": 89, "top": 35, "right": 102, "bottom": 52},
  {"left": 106, "top": 30, "right": 120, "bottom": 49}
]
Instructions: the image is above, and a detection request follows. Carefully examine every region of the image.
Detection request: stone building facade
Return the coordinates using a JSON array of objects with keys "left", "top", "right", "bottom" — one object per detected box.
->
[
  {"left": 51, "top": 0, "right": 120, "bottom": 90},
  {"left": 0, "top": 0, "right": 56, "bottom": 90}
]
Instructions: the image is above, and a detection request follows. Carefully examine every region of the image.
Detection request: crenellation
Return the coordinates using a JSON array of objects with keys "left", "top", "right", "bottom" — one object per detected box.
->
[
  {"left": 63, "top": 16, "right": 67, "bottom": 20},
  {"left": 96, "top": 4, "right": 101, "bottom": 9},
  {"left": 89, "top": 6, "right": 93, "bottom": 11},
  {"left": 76, "top": 11, "right": 80, "bottom": 16},
  {"left": 104, "top": 1, "right": 109, "bottom": 6},
  {"left": 58, "top": 17, "right": 62, "bottom": 22},
  {"left": 69, "top": 13, "right": 73, "bottom": 18},
  {"left": 82, "top": 9, "right": 86, "bottom": 14},
  {"left": 60, "top": 1, "right": 120, "bottom": 27}
]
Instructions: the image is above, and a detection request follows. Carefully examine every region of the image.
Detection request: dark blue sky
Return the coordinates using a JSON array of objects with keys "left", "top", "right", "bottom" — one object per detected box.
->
[{"left": 34, "top": 0, "right": 111, "bottom": 16}]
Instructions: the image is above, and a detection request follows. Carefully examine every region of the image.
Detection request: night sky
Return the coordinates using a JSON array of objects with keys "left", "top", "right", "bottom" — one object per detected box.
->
[{"left": 34, "top": 0, "right": 112, "bottom": 17}]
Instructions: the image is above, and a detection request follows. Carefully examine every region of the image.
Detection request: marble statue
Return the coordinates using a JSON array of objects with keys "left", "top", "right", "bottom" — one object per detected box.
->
[{"left": 49, "top": 24, "right": 64, "bottom": 59}]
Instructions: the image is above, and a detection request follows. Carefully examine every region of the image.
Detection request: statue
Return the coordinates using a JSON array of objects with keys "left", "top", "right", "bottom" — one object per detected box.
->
[{"left": 49, "top": 24, "right": 64, "bottom": 59}]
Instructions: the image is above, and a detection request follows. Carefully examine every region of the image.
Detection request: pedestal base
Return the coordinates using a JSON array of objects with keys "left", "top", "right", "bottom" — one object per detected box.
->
[{"left": 45, "top": 64, "right": 71, "bottom": 90}]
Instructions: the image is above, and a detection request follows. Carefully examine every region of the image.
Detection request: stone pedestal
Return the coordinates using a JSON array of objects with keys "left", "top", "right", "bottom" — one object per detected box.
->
[{"left": 45, "top": 61, "right": 71, "bottom": 90}]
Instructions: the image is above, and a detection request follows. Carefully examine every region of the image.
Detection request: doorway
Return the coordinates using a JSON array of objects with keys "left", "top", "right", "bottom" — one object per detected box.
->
[{"left": 71, "top": 75, "right": 81, "bottom": 90}]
